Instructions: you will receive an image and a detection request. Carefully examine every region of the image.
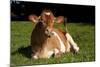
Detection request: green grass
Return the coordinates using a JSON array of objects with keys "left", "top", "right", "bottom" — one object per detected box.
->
[{"left": 11, "top": 21, "right": 95, "bottom": 66}]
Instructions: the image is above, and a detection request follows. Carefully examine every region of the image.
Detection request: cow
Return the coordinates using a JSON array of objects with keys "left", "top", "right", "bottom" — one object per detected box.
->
[{"left": 29, "top": 9, "right": 79, "bottom": 59}]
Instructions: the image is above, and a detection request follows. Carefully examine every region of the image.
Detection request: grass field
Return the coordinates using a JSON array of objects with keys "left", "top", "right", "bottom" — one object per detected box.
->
[{"left": 11, "top": 21, "right": 95, "bottom": 66}]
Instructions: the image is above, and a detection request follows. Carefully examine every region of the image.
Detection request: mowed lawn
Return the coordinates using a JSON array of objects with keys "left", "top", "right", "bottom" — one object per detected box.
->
[{"left": 11, "top": 21, "right": 95, "bottom": 66}]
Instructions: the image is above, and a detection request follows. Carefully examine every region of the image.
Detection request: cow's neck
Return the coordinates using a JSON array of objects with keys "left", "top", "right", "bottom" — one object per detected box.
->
[{"left": 33, "top": 22, "right": 49, "bottom": 44}]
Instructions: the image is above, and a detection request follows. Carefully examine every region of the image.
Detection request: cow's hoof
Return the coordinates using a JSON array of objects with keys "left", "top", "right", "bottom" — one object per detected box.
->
[
  {"left": 32, "top": 55, "right": 38, "bottom": 59},
  {"left": 74, "top": 46, "right": 79, "bottom": 54}
]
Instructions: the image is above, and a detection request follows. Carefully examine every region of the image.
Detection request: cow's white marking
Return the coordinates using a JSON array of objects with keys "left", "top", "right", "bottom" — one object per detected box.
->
[
  {"left": 33, "top": 55, "right": 38, "bottom": 59},
  {"left": 47, "top": 50, "right": 54, "bottom": 58},
  {"left": 45, "top": 12, "right": 51, "bottom": 15},
  {"left": 65, "top": 33, "right": 79, "bottom": 52},
  {"left": 52, "top": 31, "right": 65, "bottom": 53},
  {"left": 54, "top": 48, "right": 59, "bottom": 54}
]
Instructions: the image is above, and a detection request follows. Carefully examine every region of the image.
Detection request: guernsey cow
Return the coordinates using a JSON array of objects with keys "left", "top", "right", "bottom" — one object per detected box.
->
[{"left": 30, "top": 9, "right": 79, "bottom": 59}]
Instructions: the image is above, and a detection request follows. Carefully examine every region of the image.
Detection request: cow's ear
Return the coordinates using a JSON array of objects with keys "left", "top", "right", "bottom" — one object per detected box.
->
[
  {"left": 28, "top": 14, "right": 39, "bottom": 23},
  {"left": 56, "top": 16, "right": 64, "bottom": 23}
]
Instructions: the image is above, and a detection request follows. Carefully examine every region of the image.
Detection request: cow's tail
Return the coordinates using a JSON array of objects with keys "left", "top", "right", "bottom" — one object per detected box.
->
[{"left": 64, "top": 17, "right": 68, "bottom": 33}]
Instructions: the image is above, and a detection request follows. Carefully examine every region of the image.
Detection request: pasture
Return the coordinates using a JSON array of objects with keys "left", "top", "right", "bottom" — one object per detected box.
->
[{"left": 11, "top": 21, "right": 95, "bottom": 66}]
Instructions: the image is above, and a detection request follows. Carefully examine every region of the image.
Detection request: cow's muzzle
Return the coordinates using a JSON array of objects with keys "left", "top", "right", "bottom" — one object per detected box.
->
[{"left": 45, "top": 28, "right": 54, "bottom": 37}]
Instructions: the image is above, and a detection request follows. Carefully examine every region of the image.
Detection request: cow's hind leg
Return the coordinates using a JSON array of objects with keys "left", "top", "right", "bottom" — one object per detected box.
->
[
  {"left": 65, "top": 41, "right": 71, "bottom": 53},
  {"left": 65, "top": 33, "right": 79, "bottom": 53}
]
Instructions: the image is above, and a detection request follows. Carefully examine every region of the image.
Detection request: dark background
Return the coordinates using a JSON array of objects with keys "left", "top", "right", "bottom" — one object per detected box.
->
[{"left": 11, "top": 1, "right": 95, "bottom": 23}]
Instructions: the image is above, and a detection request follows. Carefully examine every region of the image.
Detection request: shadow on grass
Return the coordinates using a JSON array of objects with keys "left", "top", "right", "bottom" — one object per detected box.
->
[{"left": 11, "top": 46, "right": 32, "bottom": 59}]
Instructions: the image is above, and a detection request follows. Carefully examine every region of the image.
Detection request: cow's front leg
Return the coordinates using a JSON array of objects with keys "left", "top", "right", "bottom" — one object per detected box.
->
[
  {"left": 53, "top": 48, "right": 62, "bottom": 58},
  {"left": 65, "top": 33, "right": 79, "bottom": 53},
  {"left": 32, "top": 52, "right": 38, "bottom": 59}
]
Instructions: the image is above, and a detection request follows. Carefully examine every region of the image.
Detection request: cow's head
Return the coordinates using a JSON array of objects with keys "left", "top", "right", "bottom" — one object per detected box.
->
[
  {"left": 40, "top": 10, "right": 55, "bottom": 37},
  {"left": 29, "top": 9, "right": 65, "bottom": 37}
]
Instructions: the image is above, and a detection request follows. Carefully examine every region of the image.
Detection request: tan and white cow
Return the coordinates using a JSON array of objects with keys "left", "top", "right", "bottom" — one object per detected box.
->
[{"left": 29, "top": 9, "right": 79, "bottom": 59}]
